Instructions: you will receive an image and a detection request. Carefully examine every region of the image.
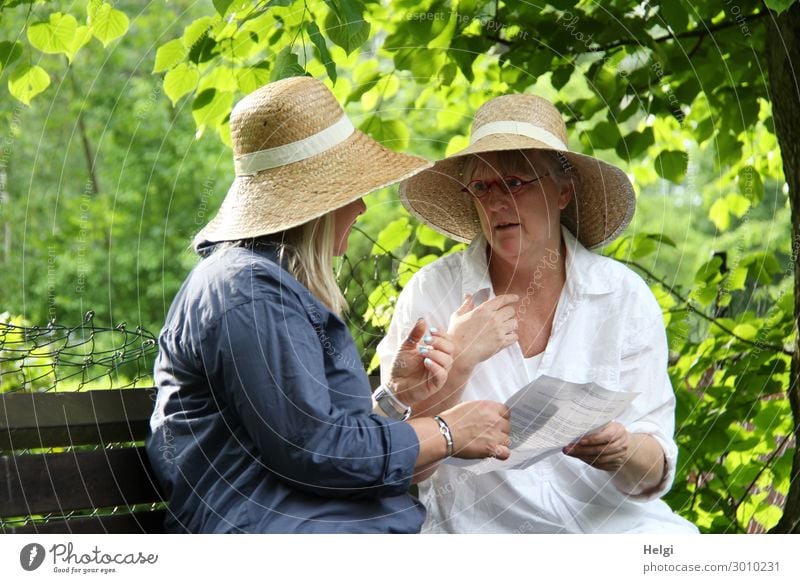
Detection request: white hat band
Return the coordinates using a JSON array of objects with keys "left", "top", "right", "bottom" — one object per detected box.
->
[
  {"left": 469, "top": 120, "right": 568, "bottom": 151},
  {"left": 235, "top": 115, "right": 355, "bottom": 176}
]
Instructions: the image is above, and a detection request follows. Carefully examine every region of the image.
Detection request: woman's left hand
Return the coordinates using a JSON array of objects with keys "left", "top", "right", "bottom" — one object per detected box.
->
[
  {"left": 562, "top": 422, "right": 631, "bottom": 472},
  {"left": 388, "top": 318, "right": 454, "bottom": 406}
]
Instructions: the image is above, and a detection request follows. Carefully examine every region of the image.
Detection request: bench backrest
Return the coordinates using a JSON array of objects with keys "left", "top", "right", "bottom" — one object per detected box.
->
[{"left": 0, "top": 388, "right": 165, "bottom": 534}]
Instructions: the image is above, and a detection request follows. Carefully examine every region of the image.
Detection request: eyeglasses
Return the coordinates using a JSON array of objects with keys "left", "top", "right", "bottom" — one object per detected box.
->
[{"left": 461, "top": 174, "right": 550, "bottom": 199}]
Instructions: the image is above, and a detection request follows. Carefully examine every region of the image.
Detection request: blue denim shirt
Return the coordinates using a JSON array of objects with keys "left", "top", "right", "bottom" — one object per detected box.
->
[{"left": 146, "top": 243, "right": 424, "bottom": 533}]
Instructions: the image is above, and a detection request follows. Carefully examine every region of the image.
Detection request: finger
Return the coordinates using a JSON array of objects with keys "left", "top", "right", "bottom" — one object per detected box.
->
[
  {"left": 576, "top": 428, "right": 614, "bottom": 445},
  {"left": 423, "top": 357, "right": 448, "bottom": 388},
  {"left": 482, "top": 294, "right": 519, "bottom": 311},
  {"left": 497, "top": 403, "right": 512, "bottom": 420},
  {"left": 569, "top": 444, "right": 625, "bottom": 457},
  {"left": 418, "top": 348, "right": 453, "bottom": 373},
  {"left": 421, "top": 335, "right": 454, "bottom": 356},
  {"left": 501, "top": 332, "right": 519, "bottom": 346},
  {"left": 402, "top": 318, "right": 428, "bottom": 347},
  {"left": 493, "top": 444, "right": 511, "bottom": 460},
  {"left": 455, "top": 294, "right": 475, "bottom": 315}
]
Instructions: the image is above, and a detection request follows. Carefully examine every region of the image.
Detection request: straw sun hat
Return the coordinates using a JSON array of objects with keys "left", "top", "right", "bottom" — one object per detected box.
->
[
  {"left": 399, "top": 94, "right": 636, "bottom": 249},
  {"left": 193, "top": 76, "right": 430, "bottom": 249}
]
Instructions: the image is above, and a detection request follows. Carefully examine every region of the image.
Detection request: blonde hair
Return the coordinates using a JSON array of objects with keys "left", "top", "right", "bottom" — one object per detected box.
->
[
  {"left": 209, "top": 213, "right": 347, "bottom": 316},
  {"left": 279, "top": 214, "right": 347, "bottom": 316}
]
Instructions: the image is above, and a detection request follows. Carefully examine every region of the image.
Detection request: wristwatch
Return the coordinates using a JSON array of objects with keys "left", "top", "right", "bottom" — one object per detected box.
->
[{"left": 373, "top": 383, "right": 412, "bottom": 421}]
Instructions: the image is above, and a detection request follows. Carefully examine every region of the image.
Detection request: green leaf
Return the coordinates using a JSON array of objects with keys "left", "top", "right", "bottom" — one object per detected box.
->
[
  {"left": 726, "top": 193, "right": 750, "bottom": 218},
  {"left": 270, "top": 46, "right": 305, "bottom": 82},
  {"left": 654, "top": 150, "right": 688, "bottom": 183},
  {"left": 616, "top": 127, "right": 654, "bottom": 160},
  {"left": 659, "top": 1, "right": 689, "bottom": 32},
  {"left": 88, "top": 1, "right": 129, "bottom": 47},
  {"left": 708, "top": 197, "right": 730, "bottom": 231},
  {"left": 65, "top": 25, "right": 92, "bottom": 62},
  {"left": 8, "top": 64, "right": 50, "bottom": 105},
  {"left": 324, "top": 0, "right": 371, "bottom": 55},
  {"left": 417, "top": 224, "right": 446, "bottom": 251},
  {"left": 182, "top": 17, "right": 212, "bottom": 48},
  {"left": 212, "top": 0, "right": 233, "bottom": 16},
  {"left": 163, "top": 63, "right": 199, "bottom": 106},
  {"left": 236, "top": 63, "right": 270, "bottom": 94},
  {"left": 363, "top": 282, "right": 398, "bottom": 328},
  {"left": 0, "top": 41, "right": 23, "bottom": 74},
  {"left": 585, "top": 121, "right": 621, "bottom": 151},
  {"left": 737, "top": 165, "right": 764, "bottom": 204},
  {"left": 728, "top": 265, "right": 748, "bottom": 291},
  {"left": 306, "top": 21, "right": 337, "bottom": 83},
  {"left": 345, "top": 72, "right": 379, "bottom": 104},
  {"left": 361, "top": 118, "right": 409, "bottom": 150},
  {"left": 551, "top": 63, "right": 573, "bottom": 90},
  {"left": 733, "top": 323, "right": 758, "bottom": 340},
  {"left": 764, "top": 0, "right": 797, "bottom": 14},
  {"left": 153, "top": 39, "right": 185, "bottom": 73},
  {"left": 192, "top": 88, "right": 233, "bottom": 130},
  {"left": 27, "top": 13, "right": 78, "bottom": 56},
  {"left": 372, "top": 218, "right": 411, "bottom": 255}
]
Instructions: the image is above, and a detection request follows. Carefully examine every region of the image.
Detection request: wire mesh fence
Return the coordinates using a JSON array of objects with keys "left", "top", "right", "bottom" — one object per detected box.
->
[{"left": 0, "top": 311, "right": 158, "bottom": 394}]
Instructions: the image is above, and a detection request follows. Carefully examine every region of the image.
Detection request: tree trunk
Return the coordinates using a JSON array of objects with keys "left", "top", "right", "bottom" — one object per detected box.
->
[{"left": 766, "top": 2, "right": 800, "bottom": 534}]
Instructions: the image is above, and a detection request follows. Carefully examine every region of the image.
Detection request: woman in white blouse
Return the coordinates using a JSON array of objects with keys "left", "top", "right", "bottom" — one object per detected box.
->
[{"left": 377, "top": 94, "right": 698, "bottom": 533}]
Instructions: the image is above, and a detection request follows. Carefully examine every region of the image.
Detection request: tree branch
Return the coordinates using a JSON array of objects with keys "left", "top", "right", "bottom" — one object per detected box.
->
[
  {"left": 486, "top": 10, "right": 768, "bottom": 54},
  {"left": 620, "top": 259, "right": 792, "bottom": 356}
]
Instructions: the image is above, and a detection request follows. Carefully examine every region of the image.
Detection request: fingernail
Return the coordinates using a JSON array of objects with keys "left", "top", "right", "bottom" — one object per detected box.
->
[
  {"left": 429, "top": 327, "right": 438, "bottom": 333},
  {"left": 418, "top": 346, "right": 430, "bottom": 354},
  {"left": 424, "top": 357, "right": 432, "bottom": 367},
  {"left": 423, "top": 335, "right": 433, "bottom": 343}
]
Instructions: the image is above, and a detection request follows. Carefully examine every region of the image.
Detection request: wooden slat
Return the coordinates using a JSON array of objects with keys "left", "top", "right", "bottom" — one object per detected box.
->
[
  {"left": 4, "top": 510, "right": 166, "bottom": 534},
  {"left": 0, "top": 388, "right": 156, "bottom": 449},
  {"left": 0, "top": 446, "right": 163, "bottom": 517}
]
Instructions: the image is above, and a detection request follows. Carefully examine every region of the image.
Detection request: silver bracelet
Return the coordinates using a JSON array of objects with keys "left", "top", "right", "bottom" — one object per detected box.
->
[
  {"left": 373, "top": 383, "right": 411, "bottom": 421},
  {"left": 434, "top": 415, "right": 454, "bottom": 457}
]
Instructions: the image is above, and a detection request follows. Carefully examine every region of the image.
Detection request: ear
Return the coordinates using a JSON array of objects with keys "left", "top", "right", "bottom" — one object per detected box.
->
[{"left": 558, "top": 182, "right": 574, "bottom": 210}]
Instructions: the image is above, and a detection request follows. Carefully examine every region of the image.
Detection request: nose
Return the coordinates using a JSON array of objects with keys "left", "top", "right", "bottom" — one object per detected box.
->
[
  {"left": 482, "top": 187, "right": 513, "bottom": 211},
  {"left": 356, "top": 197, "right": 366, "bottom": 215}
]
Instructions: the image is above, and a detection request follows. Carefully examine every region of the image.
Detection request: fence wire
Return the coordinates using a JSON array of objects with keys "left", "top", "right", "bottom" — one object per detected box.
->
[{"left": 0, "top": 311, "right": 157, "bottom": 393}]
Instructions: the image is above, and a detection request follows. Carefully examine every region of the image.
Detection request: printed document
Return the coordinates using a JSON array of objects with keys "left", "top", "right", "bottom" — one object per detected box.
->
[{"left": 446, "top": 375, "right": 638, "bottom": 475}]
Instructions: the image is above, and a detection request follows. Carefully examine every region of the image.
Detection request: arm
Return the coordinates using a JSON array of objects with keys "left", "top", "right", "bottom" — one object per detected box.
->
[
  {"left": 379, "top": 292, "right": 519, "bottom": 418},
  {"left": 207, "top": 296, "right": 422, "bottom": 500},
  {"left": 563, "top": 422, "right": 667, "bottom": 495},
  {"left": 209, "top": 295, "right": 512, "bottom": 498},
  {"left": 563, "top": 283, "right": 677, "bottom": 499}
]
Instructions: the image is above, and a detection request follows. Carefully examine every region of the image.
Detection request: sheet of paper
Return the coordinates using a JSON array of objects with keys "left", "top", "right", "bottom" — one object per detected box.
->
[{"left": 445, "top": 375, "right": 638, "bottom": 475}]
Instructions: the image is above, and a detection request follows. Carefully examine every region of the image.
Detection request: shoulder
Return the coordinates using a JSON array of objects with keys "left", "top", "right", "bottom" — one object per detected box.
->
[
  {"left": 167, "top": 247, "right": 313, "bottom": 331},
  {"left": 414, "top": 250, "right": 466, "bottom": 282}
]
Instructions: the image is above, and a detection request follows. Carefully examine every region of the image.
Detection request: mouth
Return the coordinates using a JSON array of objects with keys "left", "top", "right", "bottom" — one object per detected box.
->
[{"left": 493, "top": 221, "right": 520, "bottom": 231}]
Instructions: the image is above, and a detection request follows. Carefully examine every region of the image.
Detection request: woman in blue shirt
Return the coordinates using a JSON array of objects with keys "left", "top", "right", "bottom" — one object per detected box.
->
[{"left": 146, "top": 76, "right": 512, "bottom": 533}]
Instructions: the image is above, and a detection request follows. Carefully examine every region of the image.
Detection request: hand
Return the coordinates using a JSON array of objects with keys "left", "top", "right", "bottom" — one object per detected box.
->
[
  {"left": 562, "top": 422, "right": 631, "bottom": 472},
  {"left": 439, "top": 400, "right": 512, "bottom": 460},
  {"left": 448, "top": 294, "right": 519, "bottom": 370},
  {"left": 389, "top": 318, "right": 455, "bottom": 406}
]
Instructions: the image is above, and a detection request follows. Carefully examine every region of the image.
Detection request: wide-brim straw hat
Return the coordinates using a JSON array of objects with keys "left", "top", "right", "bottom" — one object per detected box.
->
[
  {"left": 193, "top": 76, "right": 430, "bottom": 249},
  {"left": 400, "top": 94, "right": 635, "bottom": 249}
]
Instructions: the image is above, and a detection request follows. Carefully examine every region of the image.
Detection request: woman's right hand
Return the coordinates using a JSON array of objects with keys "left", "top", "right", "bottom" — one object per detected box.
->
[
  {"left": 439, "top": 400, "right": 512, "bottom": 460},
  {"left": 448, "top": 294, "right": 520, "bottom": 370}
]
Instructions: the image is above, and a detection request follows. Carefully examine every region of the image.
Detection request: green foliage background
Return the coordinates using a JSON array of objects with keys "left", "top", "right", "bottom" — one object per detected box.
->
[{"left": 1, "top": 0, "right": 797, "bottom": 533}]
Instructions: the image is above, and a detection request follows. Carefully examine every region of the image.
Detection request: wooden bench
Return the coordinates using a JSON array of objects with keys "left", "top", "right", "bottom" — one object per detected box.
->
[
  {"left": 0, "top": 388, "right": 166, "bottom": 533},
  {"left": 1, "top": 376, "right": 384, "bottom": 534}
]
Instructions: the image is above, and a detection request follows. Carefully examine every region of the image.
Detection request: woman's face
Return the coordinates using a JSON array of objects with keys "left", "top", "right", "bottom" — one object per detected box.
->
[
  {"left": 332, "top": 197, "right": 366, "bottom": 256},
  {"left": 470, "top": 153, "right": 571, "bottom": 263}
]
